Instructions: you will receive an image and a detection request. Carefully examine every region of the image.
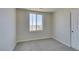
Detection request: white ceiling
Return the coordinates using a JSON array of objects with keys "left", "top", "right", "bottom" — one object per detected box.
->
[
  {"left": 22, "top": 8, "right": 75, "bottom": 12},
  {"left": 26, "top": 8, "right": 58, "bottom": 12}
]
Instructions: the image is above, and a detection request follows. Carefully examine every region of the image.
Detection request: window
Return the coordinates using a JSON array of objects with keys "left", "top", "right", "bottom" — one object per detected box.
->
[{"left": 29, "top": 13, "right": 43, "bottom": 31}]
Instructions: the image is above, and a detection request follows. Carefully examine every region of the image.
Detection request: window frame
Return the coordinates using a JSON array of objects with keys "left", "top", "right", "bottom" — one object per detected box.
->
[{"left": 29, "top": 13, "right": 43, "bottom": 32}]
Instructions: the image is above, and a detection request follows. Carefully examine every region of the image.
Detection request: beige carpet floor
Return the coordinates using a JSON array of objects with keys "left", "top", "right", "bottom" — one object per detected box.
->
[{"left": 14, "top": 38, "right": 76, "bottom": 51}]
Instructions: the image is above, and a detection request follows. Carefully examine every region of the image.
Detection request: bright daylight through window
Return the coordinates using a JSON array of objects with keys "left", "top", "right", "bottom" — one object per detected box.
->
[{"left": 29, "top": 13, "right": 43, "bottom": 31}]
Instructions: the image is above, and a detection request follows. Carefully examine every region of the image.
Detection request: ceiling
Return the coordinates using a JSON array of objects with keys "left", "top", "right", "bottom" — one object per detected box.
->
[
  {"left": 21, "top": 8, "right": 75, "bottom": 12},
  {"left": 26, "top": 8, "right": 58, "bottom": 12}
]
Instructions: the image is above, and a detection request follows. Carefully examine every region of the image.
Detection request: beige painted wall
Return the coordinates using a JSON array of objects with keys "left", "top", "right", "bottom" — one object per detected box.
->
[
  {"left": 16, "top": 9, "right": 52, "bottom": 42},
  {"left": 51, "top": 9, "right": 71, "bottom": 47},
  {"left": 0, "top": 8, "right": 16, "bottom": 51}
]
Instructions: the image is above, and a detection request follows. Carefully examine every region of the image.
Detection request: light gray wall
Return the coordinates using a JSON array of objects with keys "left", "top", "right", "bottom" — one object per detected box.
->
[
  {"left": 52, "top": 9, "right": 71, "bottom": 47},
  {"left": 0, "top": 8, "right": 16, "bottom": 51},
  {"left": 70, "top": 9, "right": 79, "bottom": 50},
  {"left": 16, "top": 9, "right": 52, "bottom": 42}
]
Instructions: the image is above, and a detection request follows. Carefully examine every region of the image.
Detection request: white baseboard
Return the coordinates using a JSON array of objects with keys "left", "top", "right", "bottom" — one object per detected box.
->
[
  {"left": 16, "top": 36, "right": 70, "bottom": 47},
  {"left": 52, "top": 36, "right": 71, "bottom": 47},
  {"left": 16, "top": 37, "right": 51, "bottom": 43},
  {"left": 16, "top": 36, "right": 78, "bottom": 50}
]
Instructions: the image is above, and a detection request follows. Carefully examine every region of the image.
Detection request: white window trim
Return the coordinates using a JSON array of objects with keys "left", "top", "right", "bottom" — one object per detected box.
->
[{"left": 29, "top": 13, "right": 43, "bottom": 32}]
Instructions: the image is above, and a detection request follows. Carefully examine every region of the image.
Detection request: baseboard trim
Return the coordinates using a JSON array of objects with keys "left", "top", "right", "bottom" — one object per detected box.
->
[
  {"left": 52, "top": 36, "right": 71, "bottom": 47},
  {"left": 16, "top": 37, "right": 51, "bottom": 43},
  {"left": 16, "top": 36, "right": 78, "bottom": 51},
  {"left": 16, "top": 36, "right": 70, "bottom": 47}
]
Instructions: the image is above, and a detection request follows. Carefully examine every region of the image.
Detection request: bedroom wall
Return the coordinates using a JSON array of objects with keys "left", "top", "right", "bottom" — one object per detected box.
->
[
  {"left": 16, "top": 9, "right": 52, "bottom": 42},
  {"left": 51, "top": 9, "right": 71, "bottom": 47},
  {"left": 0, "top": 8, "right": 16, "bottom": 51}
]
